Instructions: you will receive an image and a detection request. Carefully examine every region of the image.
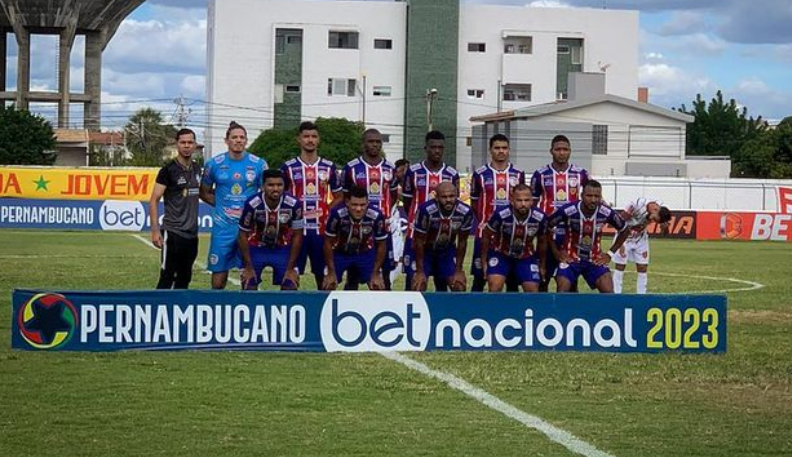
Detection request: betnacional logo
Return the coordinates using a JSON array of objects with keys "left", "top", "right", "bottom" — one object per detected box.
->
[
  {"left": 18, "top": 293, "right": 78, "bottom": 349},
  {"left": 99, "top": 200, "right": 145, "bottom": 231},
  {"left": 320, "top": 292, "right": 431, "bottom": 352}
]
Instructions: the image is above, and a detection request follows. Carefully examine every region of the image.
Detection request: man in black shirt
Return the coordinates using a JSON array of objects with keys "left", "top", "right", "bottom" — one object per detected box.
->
[{"left": 149, "top": 128, "right": 202, "bottom": 289}]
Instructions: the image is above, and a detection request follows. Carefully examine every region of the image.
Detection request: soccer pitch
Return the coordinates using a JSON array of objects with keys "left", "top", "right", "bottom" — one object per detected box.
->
[{"left": 1, "top": 230, "right": 790, "bottom": 456}]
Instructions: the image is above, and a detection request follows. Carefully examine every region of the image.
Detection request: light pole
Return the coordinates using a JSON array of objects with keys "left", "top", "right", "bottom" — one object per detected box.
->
[{"left": 426, "top": 88, "right": 438, "bottom": 132}]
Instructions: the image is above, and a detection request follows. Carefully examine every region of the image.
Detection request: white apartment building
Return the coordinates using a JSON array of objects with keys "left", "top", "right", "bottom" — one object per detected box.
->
[{"left": 206, "top": 0, "right": 639, "bottom": 171}]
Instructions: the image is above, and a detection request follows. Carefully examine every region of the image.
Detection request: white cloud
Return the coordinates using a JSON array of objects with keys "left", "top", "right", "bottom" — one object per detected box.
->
[
  {"left": 104, "top": 18, "right": 206, "bottom": 74},
  {"left": 639, "top": 63, "right": 712, "bottom": 109},
  {"left": 180, "top": 75, "right": 206, "bottom": 98},
  {"left": 657, "top": 11, "right": 707, "bottom": 36},
  {"left": 675, "top": 33, "right": 726, "bottom": 55},
  {"left": 645, "top": 52, "right": 665, "bottom": 60}
]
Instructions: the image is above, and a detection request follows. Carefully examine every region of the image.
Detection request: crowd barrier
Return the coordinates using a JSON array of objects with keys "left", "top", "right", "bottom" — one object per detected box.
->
[{"left": 12, "top": 290, "right": 726, "bottom": 353}]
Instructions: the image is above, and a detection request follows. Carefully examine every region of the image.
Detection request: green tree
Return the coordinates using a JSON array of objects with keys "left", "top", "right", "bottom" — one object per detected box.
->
[
  {"left": 734, "top": 116, "right": 792, "bottom": 178},
  {"left": 676, "top": 90, "right": 765, "bottom": 156},
  {"left": 249, "top": 117, "right": 365, "bottom": 169},
  {"left": 124, "top": 108, "right": 176, "bottom": 166},
  {"left": 0, "top": 105, "right": 57, "bottom": 165}
]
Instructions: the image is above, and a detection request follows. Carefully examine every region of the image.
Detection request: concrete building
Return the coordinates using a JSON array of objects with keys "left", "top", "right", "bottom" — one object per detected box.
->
[
  {"left": 0, "top": 0, "right": 145, "bottom": 130},
  {"left": 469, "top": 73, "right": 731, "bottom": 179},
  {"left": 206, "top": 0, "right": 639, "bottom": 170},
  {"left": 54, "top": 129, "right": 89, "bottom": 166}
]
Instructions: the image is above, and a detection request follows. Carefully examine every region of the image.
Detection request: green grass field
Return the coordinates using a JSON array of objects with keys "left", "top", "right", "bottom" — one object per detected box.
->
[{"left": 1, "top": 230, "right": 791, "bottom": 456}]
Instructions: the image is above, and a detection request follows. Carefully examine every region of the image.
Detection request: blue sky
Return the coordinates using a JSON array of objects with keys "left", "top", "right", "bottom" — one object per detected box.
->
[{"left": 7, "top": 0, "right": 792, "bottom": 129}]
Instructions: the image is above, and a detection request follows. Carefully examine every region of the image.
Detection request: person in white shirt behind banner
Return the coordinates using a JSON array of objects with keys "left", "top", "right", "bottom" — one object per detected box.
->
[{"left": 611, "top": 198, "right": 672, "bottom": 294}]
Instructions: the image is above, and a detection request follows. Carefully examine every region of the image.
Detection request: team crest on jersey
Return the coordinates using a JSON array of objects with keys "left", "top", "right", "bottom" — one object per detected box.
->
[
  {"left": 569, "top": 177, "right": 579, "bottom": 187},
  {"left": 556, "top": 190, "right": 567, "bottom": 201},
  {"left": 246, "top": 170, "right": 256, "bottom": 182},
  {"left": 362, "top": 226, "right": 372, "bottom": 235},
  {"left": 232, "top": 183, "right": 242, "bottom": 195},
  {"left": 496, "top": 188, "right": 507, "bottom": 200},
  {"left": 318, "top": 170, "right": 328, "bottom": 181},
  {"left": 581, "top": 235, "right": 592, "bottom": 246},
  {"left": 496, "top": 175, "right": 506, "bottom": 185},
  {"left": 278, "top": 212, "right": 291, "bottom": 224},
  {"left": 383, "top": 169, "right": 392, "bottom": 181},
  {"left": 370, "top": 182, "right": 381, "bottom": 194},
  {"left": 509, "top": 176, "right": 520, "bottom": 186},
  {"left": 306, "top": 183, "right": 317, "bottom": 195}
]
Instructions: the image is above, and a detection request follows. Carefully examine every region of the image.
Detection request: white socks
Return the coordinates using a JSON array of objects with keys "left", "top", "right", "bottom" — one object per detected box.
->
[
  {"left": 637, "top": 272, "right": 648, "bottom": 294},
  {"left": 613, "top": 269, "right": 624, "bottom": 294}
]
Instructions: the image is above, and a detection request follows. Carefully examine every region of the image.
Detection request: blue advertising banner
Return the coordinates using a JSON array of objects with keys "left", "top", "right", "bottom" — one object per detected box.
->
[
  {"left": 0, "top": 198, "right": 214, "bottom": 232},
  {"left": 12, "top": 290, "right": 727, "bottom": 353}
]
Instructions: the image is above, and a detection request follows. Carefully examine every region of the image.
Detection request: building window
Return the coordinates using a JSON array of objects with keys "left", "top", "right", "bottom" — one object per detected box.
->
[
  {"left": 557, "top": 45, "right": 570, "bottom": 54},
  {"left": 593, "top": 125, "right": 608, "bottom": 155},
  {"left": 285, "top": 85, "right": 301, "bottom": 93},
  {"left": 329, "top": 31, "right": 359, "bottom": 49},
  {"left": 381, "top": 134, "right": 391, "bottom": 144},
  {"left": 503, "top": 84, "right": 532, "bottom": 102},
  {"left": 287, "top": 35, "right": 302, "bottom": 45},
  {"left": 504, "top": 37, "right": 533, "bottom": 54},
  {"left": 328, "top": 78, "right": 357, "bottom": 96},
  {"left": 373, "top": 86, "right": 392, "bottom": 97},
  {"left": 374, "top": 39, "right": 392, "bottom": 50},
  {"left": 571, "top": 46, "right": 583, "bottom": 65},
  {"left": 467, "top": 89, "right": 485, "bottom": 99},
  {"left": 467, "top": 42, "right": 486, "bottom": 53},
  {"left": 466, "top": 137, "right": 473, "bottom": 147},
  {"left": 275, "top": 35, "right": 285, "bottom": 55}
]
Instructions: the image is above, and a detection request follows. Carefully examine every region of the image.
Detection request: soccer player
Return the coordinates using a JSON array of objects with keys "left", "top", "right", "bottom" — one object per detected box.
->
[
  {"left": 480, "top": 184, "right": 547, "bottom": 292},
  {"left": 148, "top": 128, "right": 201, "bottom": 289},
  {"left": 238, "top": 169, "right": 303, "bottom": 290},
  {"left": 470, "top": 134, "right": 525, "bottom": 292},
  {"left": 341, "top": 129, "right": 398, "bottom": 290},
  {"left": 402, "top": 130, "right": 460, "bottom": 290},
  {"left": 411, "top": 182, "right": 473, "bottom": 292},
  {"left": 200, "top": 122, "right": 268, "bottom": 289},
  {"left": 281, "top": 121, "right": 342, "bottom": 289},
  {"left": 546, "top": 180, "right": 629, "bottom": 293},
  {"left": 531, "top": 134, "right": 589, "bottom": 292},
  {"left": 612, "top": 198, "right": 672, "bottom": 294},
  {"left": 322, "top": 186, "right": 388, "bottom": 291}
]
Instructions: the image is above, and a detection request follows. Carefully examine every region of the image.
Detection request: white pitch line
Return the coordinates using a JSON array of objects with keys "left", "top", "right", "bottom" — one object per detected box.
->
[
  {"left": 381, "top": 352, "right": 615, "bottom": 457},
  {"left": 650, "top": 271, "right": 764, "bottom": 294},
  {"left": 131, "top": 234, "right": 241, "bottom": 286}
]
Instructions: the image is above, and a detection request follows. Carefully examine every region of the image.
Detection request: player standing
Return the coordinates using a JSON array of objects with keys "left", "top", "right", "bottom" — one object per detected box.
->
[
  {"left": 322, "top": 186, "right": 388, "bottom": 291},
  {"left": 611, "top": 198, "right": 672, "bottom": 294},
  {"left": 470, "top": 134, "right": 525, "bottom": 292},
  {"left": 546, "top": 180, "right": 628, "bottom": 293},
  {"left": 200, "top": 122, "right": 268, "bottom": 289},
  {"left": 148, "top": 128, "right": 201, "bottom": 289},
  {"left": 411, "top": 182, "right": 473, "bottom": 292},
  {"left": 402, "top": 130, "right": 459, "bottom": 290},
  {"left": 530, "top": 134, "right": 589, "bottom": 292},
  {"left": 480, "top": 184, "right": 547, "bottom": 292},
  {"left": 341, "top": 129, "right": 398, "bottom": 290},
  {"left": 281, "top": 121, "right": 342, "bottom": 289}
]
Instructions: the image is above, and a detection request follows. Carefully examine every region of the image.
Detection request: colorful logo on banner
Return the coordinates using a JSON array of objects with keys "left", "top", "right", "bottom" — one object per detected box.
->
[
  {"left": 697, "top": 211, "right": 792, "bottom": 242},
  {"left": 17, "top": 293, "right": 78, "bottom": 349},
  {"left": 0, "top": 167, "right": 157, "bottom": 201},
  {"left": 11, "top": 290, "right": 727, "bottom": 353}
]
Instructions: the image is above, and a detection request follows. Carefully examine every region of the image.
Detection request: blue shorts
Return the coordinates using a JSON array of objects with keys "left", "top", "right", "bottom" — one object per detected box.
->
[
  {"left": 334, "top": 249, "right": 376, "bottom": 284},
  {"left": 487, "top": 251, "right": 540, "bottom": 284},
  {"left": 208, "top": 225, "right": 242, "bottom": 273},
  {"left": 296, "top": 231, "right": 325, "bottom": 276},
  {"left": 244, "top": 245, "right": 290, "bottom": 289},
  {"left": 403, "top": 238, "right": 456, "bottom": 277},
  {"left": 556, "top": 260, "right": 610, "bottom": 289}
]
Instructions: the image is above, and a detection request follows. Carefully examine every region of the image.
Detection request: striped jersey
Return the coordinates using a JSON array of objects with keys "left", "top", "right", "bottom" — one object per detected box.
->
[
  {"left": 547, "top": 202, "right": 625, "bottom": 262},
  {"left": 342, "top": 157, "right": 398, "bottom": 219},
  {"left": 530, "top": 164, "right": 589, "bottom": 215},
  {"left": 403, "top": 161, "right": 459, "bottom": 238},
  {"left": 413, "top": 199, "right": 474, "bottom": 251},
  {"left": 238, "top": 193, "right": 303, "bottom": 248},
  {"left": 485, "top": 206, "right": 547, "bottom": 259},
  {"left": 470, "top": 164, "right": 525, "bottom": 237},
  {"left": 281, "top": 157, "right": 340, "bottom": 235},
  {"left": 325, "top": 204, "right": 388, "bottom": 255}
]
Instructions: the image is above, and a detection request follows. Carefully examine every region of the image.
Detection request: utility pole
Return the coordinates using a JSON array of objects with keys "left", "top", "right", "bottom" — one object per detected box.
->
[
  {"left": 426, "top": 88, "right": 438, "bottom": 132},
  {"left": 361, "top": 74, "right": 367, "bottom": 126},
  {"left": 173, "top": 94, "right": 192, "bottom": 128}
]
